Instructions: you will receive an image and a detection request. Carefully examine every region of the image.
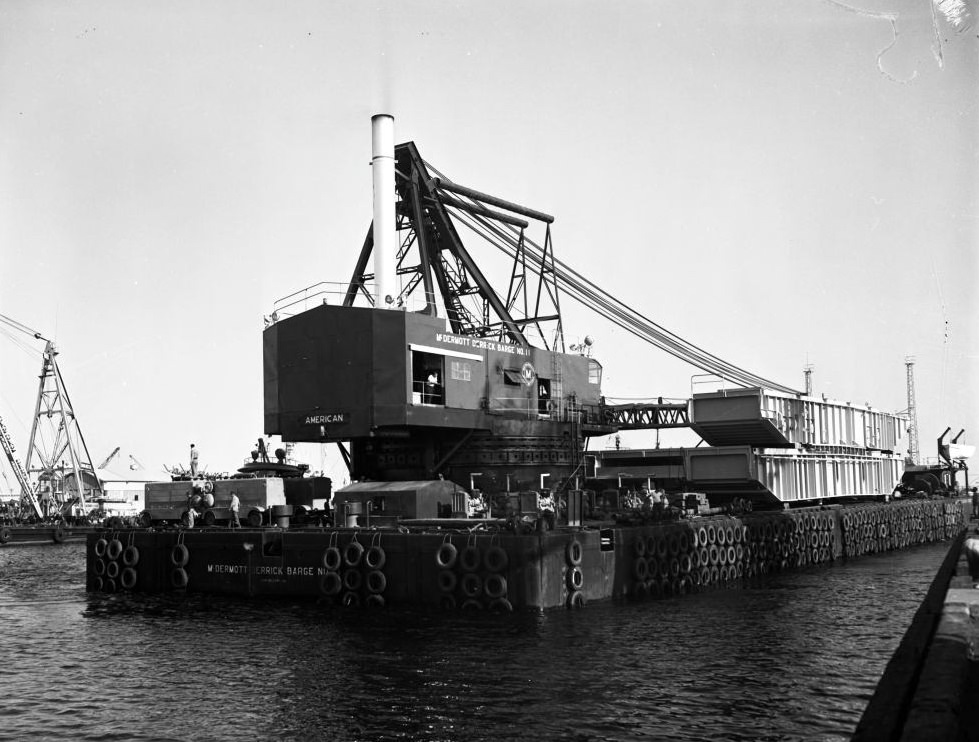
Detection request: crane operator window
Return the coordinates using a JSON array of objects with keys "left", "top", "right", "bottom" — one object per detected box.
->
[{"left": 412, "top": 351, "right": 444, "bottom": 406}]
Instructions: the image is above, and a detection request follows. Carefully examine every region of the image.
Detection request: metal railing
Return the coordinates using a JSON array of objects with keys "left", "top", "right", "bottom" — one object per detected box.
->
[
  {"left": 411, "top": 381, "right": 444, "bottom": 406},
  {"left": 690, "top": 373, "right": 734, "bottom": 396}
]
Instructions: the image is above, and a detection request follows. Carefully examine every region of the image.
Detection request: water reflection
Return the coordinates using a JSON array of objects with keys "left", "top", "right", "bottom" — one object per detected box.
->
[{"left": 0, "top": 539, "right": 950, "bottom": 741}]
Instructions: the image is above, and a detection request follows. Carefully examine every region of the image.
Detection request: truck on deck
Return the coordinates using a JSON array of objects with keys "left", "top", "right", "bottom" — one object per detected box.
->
[{"left": 139, "top": 477, "right": 286, "bottom": 527}]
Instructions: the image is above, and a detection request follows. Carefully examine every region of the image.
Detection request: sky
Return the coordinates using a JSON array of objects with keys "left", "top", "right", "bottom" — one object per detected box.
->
[{"left": 1, "top": 0, "right": 976, "bottom": 490}]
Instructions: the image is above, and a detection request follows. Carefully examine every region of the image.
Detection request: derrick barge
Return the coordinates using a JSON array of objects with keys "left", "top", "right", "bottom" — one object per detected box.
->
[
  {"left": 85, "top": 115, "right": 970, "bottom": 609},
  {"left": 87, "top": 500, "right": 965, "bottom": 609}
]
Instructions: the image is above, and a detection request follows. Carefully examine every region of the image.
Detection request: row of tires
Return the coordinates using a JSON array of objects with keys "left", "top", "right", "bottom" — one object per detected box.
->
[
  {"left": 566, "top": 538, "right": 585, "bottom": 609},
  {"left": 318, "top": 540, "right": 388, "bottom": 608},
  {"left": 739, "top": 517, "right": 839, "bottom": 573},
  {"left": 435, "top": 539, "right": 513, "bottom": 611},
  {"left": 92, "top": 536, "right": 143, "bottom": 592},
  {"left": 435, "top": 541, "right": 509, "bottom": 573},
  {"left": 92, "top": 537, "right": 193, "bottom": 592},
  {"left": 617, "top": 503, "right": 962, "bottom": 601},
  {"left": 840, "top": 502, "right": 960, "bottom": 557},
  {"left": 624, "top": 514, "right": 841, "bottom": 594}
]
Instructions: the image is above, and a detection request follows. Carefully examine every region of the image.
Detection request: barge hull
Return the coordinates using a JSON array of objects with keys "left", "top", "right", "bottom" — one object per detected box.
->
[
  {"left": 87, "top": 499, "right": 967, "bottom": 610},
  {"left": 1, "top": 524, "right": 88, "bottom": 547}
]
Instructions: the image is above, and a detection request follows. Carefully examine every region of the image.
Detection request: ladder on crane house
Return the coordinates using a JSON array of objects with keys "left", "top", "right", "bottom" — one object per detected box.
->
[{"left": 0, "top": 415, "right": 43, "bottom": 518}]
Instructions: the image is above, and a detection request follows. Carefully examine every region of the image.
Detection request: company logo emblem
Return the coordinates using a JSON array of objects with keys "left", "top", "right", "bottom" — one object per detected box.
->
[{"left": 520, "top": 362, "right": 536, "bottom": 386}]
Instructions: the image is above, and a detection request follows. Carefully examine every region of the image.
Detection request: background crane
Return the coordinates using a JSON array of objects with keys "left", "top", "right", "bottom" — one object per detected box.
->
[
  {"left": 0, "top": 312, "right": 102, "bottom": 520},
  {"left": 0, "top": 414, "right": 43, "bottom": 518},
  {"left": 98, "top": 447, "right": 121, "bottom": 470}
]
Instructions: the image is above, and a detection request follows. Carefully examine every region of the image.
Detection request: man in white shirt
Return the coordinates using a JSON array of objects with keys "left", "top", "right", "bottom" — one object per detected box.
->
[{"left": 229, "top": 491, "right": 240, "bottom": 529}]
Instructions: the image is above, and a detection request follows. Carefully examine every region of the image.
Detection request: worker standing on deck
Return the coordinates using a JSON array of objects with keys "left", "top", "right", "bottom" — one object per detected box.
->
[
  {"left": 229, "top": 491, "right": 241, "bottom": 529},
  {"left": 190, "top": 443, "right": 199, "bottom": 478},
  {"left": 185, "top": 494, "right": 196, "bottom": 528},
  {"left": 639, "top": 485, "right": 652, "bottom": 510},
  {"left": 971, "top": 487, "right": 978, "bottom": 519}
]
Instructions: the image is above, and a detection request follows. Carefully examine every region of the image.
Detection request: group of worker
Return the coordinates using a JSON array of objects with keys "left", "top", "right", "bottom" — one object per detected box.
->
[
  {"left": 183, "top": 490, "right": 240, "bottom": 529},
  {"left": 186, "top": 442, "right": 237, "bottom": 527},
  {"left": 467, "top": 489, "right": 488, "bottom": 518},
  {"left": 623, "top": 486, "right": 671, "bottom": 511}
]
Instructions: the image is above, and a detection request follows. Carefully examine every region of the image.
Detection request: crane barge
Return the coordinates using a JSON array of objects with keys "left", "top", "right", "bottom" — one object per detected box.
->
[{"left": 85, "top": 116, "right": 967, "bottom": 609}]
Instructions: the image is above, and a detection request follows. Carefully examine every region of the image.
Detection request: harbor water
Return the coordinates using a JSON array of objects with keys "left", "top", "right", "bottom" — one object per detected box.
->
[{"left": 1, "top": 539, "right": 951, "bottom": 741}]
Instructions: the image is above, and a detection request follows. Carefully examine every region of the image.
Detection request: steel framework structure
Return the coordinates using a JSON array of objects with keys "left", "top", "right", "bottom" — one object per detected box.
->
[
  {"left": 343, "top": 142, "right": 564, "bottom": 350},
  {"left": 24, "top": 340, "right": 103, "bottom": 515},
  {"left": 342, "top": 139, "right": 799, "bottom": 392},
  {"left": 603, "top": 401, "right": 691, "bottom": 430}
]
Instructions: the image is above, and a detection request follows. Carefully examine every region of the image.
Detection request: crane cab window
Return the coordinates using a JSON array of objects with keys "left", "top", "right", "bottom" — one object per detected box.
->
[{"left": 412, "top": 351, "right": 444, "bottom": 406}]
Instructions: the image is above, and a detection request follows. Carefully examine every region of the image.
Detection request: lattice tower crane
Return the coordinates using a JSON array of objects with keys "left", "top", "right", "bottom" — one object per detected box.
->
[{"left": 0, "top": 313, "right": 103, "bottom": 518}]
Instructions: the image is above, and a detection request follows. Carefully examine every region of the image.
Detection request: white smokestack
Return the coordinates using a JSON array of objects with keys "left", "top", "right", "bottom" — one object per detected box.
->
[{"left": 371, "top": 114, "right": 396, "bottom": 309}]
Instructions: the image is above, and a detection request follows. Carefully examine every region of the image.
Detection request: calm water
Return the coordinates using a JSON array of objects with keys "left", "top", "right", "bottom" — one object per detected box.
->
[{"left": 0, "top": 539, "right": 950, "bottom": 742}]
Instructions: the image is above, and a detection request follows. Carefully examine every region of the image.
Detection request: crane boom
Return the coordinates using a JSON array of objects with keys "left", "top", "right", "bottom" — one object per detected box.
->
[{"left": 0, "top": 415, "right": 43, "bottom": 518}]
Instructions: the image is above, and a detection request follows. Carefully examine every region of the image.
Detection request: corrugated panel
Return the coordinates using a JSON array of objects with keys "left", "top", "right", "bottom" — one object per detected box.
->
[
  {"left": 692, "top": 389, "right": 906, "bottom": 452},
  {"left": 754, "top": 450, "right": 904, "bottom": 502}
]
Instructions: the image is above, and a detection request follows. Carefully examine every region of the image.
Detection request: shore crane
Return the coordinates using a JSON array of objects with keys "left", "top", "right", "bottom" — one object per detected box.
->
[{"left": 0, "top": 313, "right": 102, "bottom": 520}]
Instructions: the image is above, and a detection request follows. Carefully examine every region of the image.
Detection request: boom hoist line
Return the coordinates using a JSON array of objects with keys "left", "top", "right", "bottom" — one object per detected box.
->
[
  {"left": 454, "top": 206, "right": 800, "bottom": 394},
  {"left": 0, "top": 312, "right": 103, "bottom": 518},
  {"left": 342, "top": 143, "right": 799, "bottom": 395}
]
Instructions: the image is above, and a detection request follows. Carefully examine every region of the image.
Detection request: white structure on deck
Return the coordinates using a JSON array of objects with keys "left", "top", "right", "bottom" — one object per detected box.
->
[{"left": 94, "top": 457, "right": 169, "bottom": 519}]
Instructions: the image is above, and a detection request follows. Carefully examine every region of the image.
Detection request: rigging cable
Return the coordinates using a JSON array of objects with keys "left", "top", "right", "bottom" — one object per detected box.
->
[{"left": 422, "top": 162, "right": 800, "bottom": 394}]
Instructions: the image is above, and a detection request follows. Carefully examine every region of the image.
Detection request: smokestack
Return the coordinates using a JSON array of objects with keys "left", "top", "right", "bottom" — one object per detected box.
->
[{"left": 371, "top": 114, "right": 396, "bottom": 309}]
